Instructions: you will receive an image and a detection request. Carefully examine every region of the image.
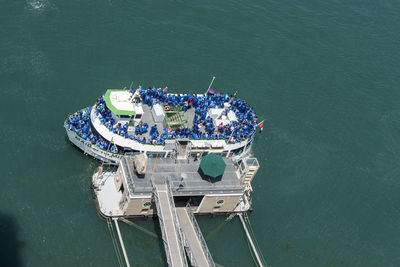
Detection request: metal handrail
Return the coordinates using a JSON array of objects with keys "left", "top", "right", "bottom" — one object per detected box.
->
[
  {"left": 184, "top": 246, "right": 198, "bottom": 267},
  {"left": 122, "top": 157, "right": 135, "bottom": 192},
  {"left": 185, "top": 204, "right": 215, "bottom": 267},
  {"left": 165, "top": 179, "right": 188, "bottom": 266},
  {"left": 177, "top": 215, "right": 198, "bottom": 267},
  {"left": 152, "top": 182, "right": 172, "bottom": 267}
]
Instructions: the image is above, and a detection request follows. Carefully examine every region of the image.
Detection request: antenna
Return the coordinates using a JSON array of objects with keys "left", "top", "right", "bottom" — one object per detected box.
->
[{"left": 207, "top": 76, "right": 216, "bottom": 91}]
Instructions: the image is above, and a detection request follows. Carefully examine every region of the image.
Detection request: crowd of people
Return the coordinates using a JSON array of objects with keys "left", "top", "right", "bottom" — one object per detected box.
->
[
  {"left": 66, "top": 87, "right": 258, "bottom": 153},
  {"left": 65, "top": 107, "right": 118, "bottom": 153},
  {"left": 131, "top": 86, "right": 258, "bottom": 143}
]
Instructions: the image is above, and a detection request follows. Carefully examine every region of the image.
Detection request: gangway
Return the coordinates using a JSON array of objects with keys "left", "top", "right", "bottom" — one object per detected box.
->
[
  {"left": 152, "top": 178, "right": 188, "bottom": 267},
  {"left": 176, "top": 206, "right": 215, "bottom": 267}
]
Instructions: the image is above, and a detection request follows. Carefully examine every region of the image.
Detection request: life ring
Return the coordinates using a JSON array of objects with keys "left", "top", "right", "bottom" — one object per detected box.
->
[{"left": 164, "top": 105, "right": 170, "bottom": 111}]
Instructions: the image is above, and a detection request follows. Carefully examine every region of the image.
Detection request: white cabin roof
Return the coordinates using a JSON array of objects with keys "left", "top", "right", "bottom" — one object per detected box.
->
[{"left": 109, "top": 91, "right": 135, "bottom": 113}]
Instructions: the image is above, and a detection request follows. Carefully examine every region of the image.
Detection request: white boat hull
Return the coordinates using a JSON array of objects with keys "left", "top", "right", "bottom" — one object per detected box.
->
[{"left": 66, "top": 127, "right": 126, "bottom": 164}]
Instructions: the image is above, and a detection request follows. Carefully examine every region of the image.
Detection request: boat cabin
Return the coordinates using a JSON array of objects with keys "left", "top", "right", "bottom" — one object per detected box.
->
[{"left": 104, "top": 89, "right": 144, "bottom": 124}]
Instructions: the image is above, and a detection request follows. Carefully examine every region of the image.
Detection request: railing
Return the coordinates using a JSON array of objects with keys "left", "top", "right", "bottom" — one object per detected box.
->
[
  {"left": 119, "top": 157, "right": 136, "bottom": 196},
  {"left": 152, "top": 179, "right": 172, "bottom": 267},
  {"left": 185, "top": 204, "right": 215, "bottom": 267},
  {"left": 90, "top": 105, "right": 252, "bottom": 151},
  {"left": 183, "top": 245, "right": 198, "bottom": 267},
  {"left": 165, "top": 179, "right": 187, "bottom": 267},
  {"left": 178, "top": 219, "right": 198, "bottom": 267}
]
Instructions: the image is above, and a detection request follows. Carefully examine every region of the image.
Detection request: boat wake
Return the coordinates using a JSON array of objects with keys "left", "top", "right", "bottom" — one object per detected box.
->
[{"left": 26, "top": 0, "right": 51, "bottom": 13}]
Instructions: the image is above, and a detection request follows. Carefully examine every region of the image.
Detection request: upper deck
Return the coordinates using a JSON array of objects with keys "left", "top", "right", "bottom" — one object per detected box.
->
[
  {"left": 104, "top": 89, "right": 137, "bottom": 116},
  {"left": 121, "top": 157, "right": 244, "bottom": 197},
  {"left": 65, "top": 87, "right": 259, "bottom": 157}
]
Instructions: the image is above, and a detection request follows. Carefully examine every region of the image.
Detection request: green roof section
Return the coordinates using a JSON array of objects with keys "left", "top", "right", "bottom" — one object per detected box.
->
[
  {"left": 104, "top": 89, "right": 136, "bottom": 116},
  {"left": 199, "top": 153, "right": 226, "bottom": 178}
]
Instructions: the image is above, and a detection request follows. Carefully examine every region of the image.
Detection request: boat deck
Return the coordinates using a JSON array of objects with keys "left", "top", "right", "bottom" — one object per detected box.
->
[
  {"left": 132, "top": 104, "right": 196, "bottom": 141},
  {"left": 122, "top": 157, "right": 243, "bottom": 197},
  {"left": 95, "top": 172, "right": 124, "bottom": 217}
]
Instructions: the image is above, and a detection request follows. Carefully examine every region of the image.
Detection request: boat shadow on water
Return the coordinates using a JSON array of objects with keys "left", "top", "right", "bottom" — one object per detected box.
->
[{"left": 0, "top": 212, "right": 22, "bottom": 267}]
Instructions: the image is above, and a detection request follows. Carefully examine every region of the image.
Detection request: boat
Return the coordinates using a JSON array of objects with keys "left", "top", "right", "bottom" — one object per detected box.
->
[
  {"left": 64, "top": 86, "right": 259, "bottom": 165},
  {"left": 79, "top": 85, "right": 264, "bottom": 266}
]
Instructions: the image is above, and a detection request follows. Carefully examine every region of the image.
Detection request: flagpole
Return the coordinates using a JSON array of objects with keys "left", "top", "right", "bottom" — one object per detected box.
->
[
  {"left": 257, "top": 120, "right": 265, "bottom": 133},
  {"left": 206, "top": 76, "right": 216, "bottom": 94},
  {"left": 228, "top": 126, "right": 235, "bottom": 143},
  {"left": 107, "top": 137, "right": 113, "bottom": 151}
]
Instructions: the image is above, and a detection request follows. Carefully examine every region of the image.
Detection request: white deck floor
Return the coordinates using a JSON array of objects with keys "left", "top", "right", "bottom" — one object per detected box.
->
[{"left": 95, "top": 172, "right": 124, "bottom": 217}]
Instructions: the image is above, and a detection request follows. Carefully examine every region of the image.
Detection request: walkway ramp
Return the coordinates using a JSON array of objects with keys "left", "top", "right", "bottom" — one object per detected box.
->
[
  {"left": 176, "top": 207, "right": 215, "bottom": 267},
  {"left": 152, "top": 178, "right": 187, "bottom": 267}
]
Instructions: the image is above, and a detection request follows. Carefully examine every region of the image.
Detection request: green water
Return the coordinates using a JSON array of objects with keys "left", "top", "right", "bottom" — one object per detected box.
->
[{"left": 1, "top": 0, "right": 400, "bottom": 266}]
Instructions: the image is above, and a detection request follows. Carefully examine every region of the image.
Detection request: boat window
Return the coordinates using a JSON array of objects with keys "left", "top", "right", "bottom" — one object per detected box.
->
[
  {"left": 135, "top": 114, "right": 142, "bottom": 119},
  {"left": 216, "top": 199, "right": 224, "bottom": 205},
  {"left": 143, "top": 201, "right": 152, "bottom": 207}
]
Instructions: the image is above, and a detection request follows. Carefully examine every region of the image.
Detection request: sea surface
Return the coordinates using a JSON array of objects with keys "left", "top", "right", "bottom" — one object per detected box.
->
[{"left": 1, "top": 0, "right": 400, "bottom": 266}]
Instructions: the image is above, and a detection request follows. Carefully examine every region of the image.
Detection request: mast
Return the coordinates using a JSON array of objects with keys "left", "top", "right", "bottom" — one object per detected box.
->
[{"left": 207, "top": 76, "right": 216, "bottom": 93}]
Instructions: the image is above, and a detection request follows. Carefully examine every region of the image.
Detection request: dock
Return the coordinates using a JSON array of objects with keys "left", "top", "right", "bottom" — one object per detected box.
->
[
  {"left": 153, "top": 178, "right": 188, "bottom": 267},
  {"left": 93, "top": 154, "right": 262, "bottom": 266},
  {"left": 152, "top": 177, "right": 215, "bottom": 267},
  {"left": 176, "top": 207, "right": 215, "bottom": 267}
]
